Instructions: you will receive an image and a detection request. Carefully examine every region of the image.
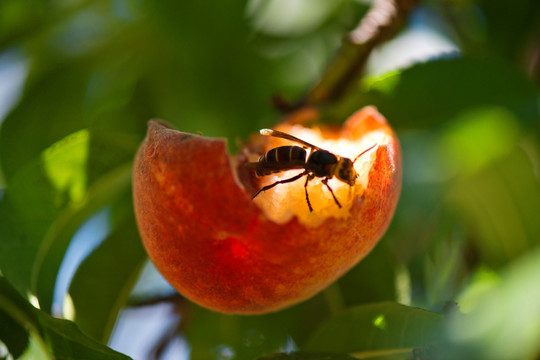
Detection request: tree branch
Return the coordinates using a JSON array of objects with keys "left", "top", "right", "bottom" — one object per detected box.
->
[{"left": 303, "top": 0, "right": 419, "bottom": 106}]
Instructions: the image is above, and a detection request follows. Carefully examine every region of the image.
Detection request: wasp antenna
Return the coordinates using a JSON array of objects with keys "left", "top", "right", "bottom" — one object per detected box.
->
[
  {"left": 260, "top": 129, "right": 273, "bottom": 135},
  {"left": 353, "top": 144, "right": 377, "bottom": 164}
]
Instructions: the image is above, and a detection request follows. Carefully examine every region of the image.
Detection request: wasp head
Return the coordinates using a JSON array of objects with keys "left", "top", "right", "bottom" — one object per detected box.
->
[
  {"left": 336, "top": 158, "right": 358, "bottom": 186},
  {"left": 336, "top": 144, "right": 378, "bottom": 186}
]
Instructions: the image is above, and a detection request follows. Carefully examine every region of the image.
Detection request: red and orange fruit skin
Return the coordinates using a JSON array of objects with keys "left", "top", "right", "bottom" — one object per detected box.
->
[{"left": 133, "top": 106, "right": 401, "bottom": 314}]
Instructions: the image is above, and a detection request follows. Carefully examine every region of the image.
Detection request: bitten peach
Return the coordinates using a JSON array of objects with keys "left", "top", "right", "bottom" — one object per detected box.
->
[{"left": 133, "top": 107, "right": 401, "bottom": 314}]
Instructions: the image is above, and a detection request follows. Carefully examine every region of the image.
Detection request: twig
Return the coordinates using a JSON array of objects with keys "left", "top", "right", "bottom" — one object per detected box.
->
[{"left": 303, "top": 0, "right": 419, "bottom": 106}]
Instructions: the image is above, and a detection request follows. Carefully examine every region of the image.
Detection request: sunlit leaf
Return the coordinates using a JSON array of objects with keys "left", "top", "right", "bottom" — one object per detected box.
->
[
  {"left": 42, "top": 129, "right": 90, "bottom": 203},
  {"left": 304, "top": 302, "right": 444, "bottom": 356}
]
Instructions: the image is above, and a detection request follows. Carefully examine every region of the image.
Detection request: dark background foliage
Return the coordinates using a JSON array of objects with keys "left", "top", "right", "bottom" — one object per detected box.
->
[{"left": 0, "top": 0, "right": 539, "bottom": 359}]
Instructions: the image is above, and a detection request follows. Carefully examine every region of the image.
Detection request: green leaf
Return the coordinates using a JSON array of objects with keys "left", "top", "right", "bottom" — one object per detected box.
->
[
  {"left": 0, "top": 157, "right": 133, "bottom": 313},
  {"left": 0, "top": 276, "right": 38, "bottom": 359},
  {"left": 33, "top": 162, "right": 133, "bottom": 313},
  {"left": 447, "top": 148, "right": 540, "bottom": 267},
  {"left": 0, "top": 276, "right": 132, "bottom": 360},
  {"left": 332, "top": 57, "right": 539, "bottom": 131},
  {"left": 337, "top": 244, "right": 399, "bottom": 306},
  {"left": 0, "top": 308, "right": 29, "bottom": 358},
  {"left": 258, "top": 351, "right": 413, "bottom": 360},
  {"left": 304, "top": 302, "right": 444, "bottom": 356},
  {"left": 257, "top": 352, "right": 358, "bottom": 360},
  {"left": 185, "top": 294, "right": 332, "bottom": 360},
  {"left": 68, "top": 211, "right": 147, "bottom": 343},
  {"left": 447, "top": 247, "right": 540, "bottom": 360},
  {"left": 436, "top": 106, "right": 520, "bottom": 176},
  {"left": 0, "top": 158, "right": 61, "bottom": 305},
  {"left": 475, "top": 0, "right": 540, "bottom": 60},
  {"left": 0, "top": 63, "right": 91, "bottom": 181}
]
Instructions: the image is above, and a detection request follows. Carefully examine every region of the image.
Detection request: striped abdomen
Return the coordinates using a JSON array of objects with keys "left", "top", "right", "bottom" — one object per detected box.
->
[{"left": 255, "top": 146, "right": 307, "bottom": 176}]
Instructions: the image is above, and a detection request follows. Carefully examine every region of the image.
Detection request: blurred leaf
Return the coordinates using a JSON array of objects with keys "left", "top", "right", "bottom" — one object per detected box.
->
[
  {"left": 0, "top": 152, "right": 132, "bottom": 313},
  {"left": 248, "top": 0, "right": 347, "bottom": 36},
  {"left": 133, "top": 0, "right": 282, "bottom": 140},
  {"left": 381, "top": 131, "right": 450, "bottom": 270},
  {"left": 447, "top": 148, "right": 540, "bottom": 267},
  {"left": 0, "top": 17, "right": 148, "bottom": 314},
  {"left": 337, "top": 244, "right": 399, "bottom": 306},
  {"left": 446, "top": 247, "right": 540, "bottom": 360},
  {"left": 423, "top": 213, "right": 467, "bottom": 309},
  {"left": 257, "top": 351, "right": 357, "bottom": 360},
  {"left": 0, "top": 57, "right": 126, "bottom": 312},
  {"left": 436, "top": 106, "right": 520, "bottom": 176},
  {"left": 454, "top": 267, "right": 499, "bottom": 314},
  {"left": 0, "top": 158, "right": 61, "bottom": 303},
  {"left": 34, "top": 162, "right": 133, "bottom": 312},
  {"left": 0, "top": 308, "right": 29, "bottom": 358},
  {"left": 185, "top": 294, "right": 331, "bottom": 360},
  {"left": 68, "top": 211, "right": 147, "bottom": 343},
  {"left": 304, "top": 302, "right": 444, "bottom": 356},
  {"left": 0, "top": 63, "right": 91, "bottom": 181},
  {"left": 86, "top": 113, "right": 146, "bottom": 183},
  {"left": 475, "top": 0, "right": 540, "bottom": 61},
  {"left": 0, "top": 276, "right": 131, "bottom": 360},
  {"left": 260, "top": 351, "right": 412, "bottom": 360},
  {"left": 332, "top": 57, "right": 539, "bottom": 130},
  {"left": 0, "top": 0, "right": 92, "bottom": 49}
]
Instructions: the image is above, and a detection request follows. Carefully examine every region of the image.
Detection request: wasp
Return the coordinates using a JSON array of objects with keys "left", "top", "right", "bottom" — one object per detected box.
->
[{"left": 246, "top": 129, "right": 376, "bottom": 212}]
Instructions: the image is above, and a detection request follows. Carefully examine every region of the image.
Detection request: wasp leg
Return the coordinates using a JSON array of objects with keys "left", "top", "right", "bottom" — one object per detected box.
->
[
  {"left": 252, "top": 171, "right": 308, "bottom": 200},
  {"left": 322, "top": 178, "right": 342, "bottom": 209},
  {"left": 304, "top": 174, "right": 314, "bottom": 212}
]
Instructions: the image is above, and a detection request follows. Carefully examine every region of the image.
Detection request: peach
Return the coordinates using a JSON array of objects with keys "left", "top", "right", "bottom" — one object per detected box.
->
[{"left": 132, "top": 106, "right": 401, "bottom": 314}]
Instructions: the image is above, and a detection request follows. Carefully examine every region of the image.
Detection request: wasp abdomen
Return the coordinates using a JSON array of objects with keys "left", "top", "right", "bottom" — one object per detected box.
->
[
  {"left": 261, "top": 146, "right": 306, "bottom": 163},
  {"left": 255, "top": 146, "right": 307, "bottom": 176}
]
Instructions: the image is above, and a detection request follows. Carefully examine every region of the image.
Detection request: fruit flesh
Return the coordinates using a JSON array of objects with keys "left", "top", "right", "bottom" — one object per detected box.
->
[{"left": 133, "top": 107, "right": 401, "bottom": 314}]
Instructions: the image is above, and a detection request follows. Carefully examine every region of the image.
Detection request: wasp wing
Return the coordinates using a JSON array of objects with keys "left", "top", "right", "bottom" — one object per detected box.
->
[{"left": 260, "top": 129, "right": 323, "bottom": 151}]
